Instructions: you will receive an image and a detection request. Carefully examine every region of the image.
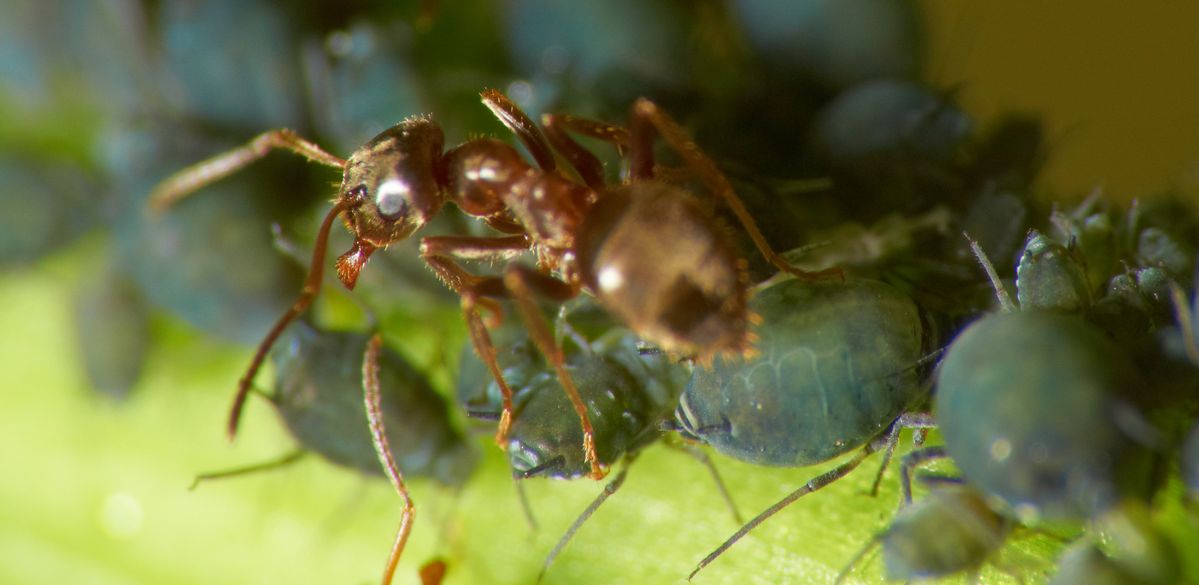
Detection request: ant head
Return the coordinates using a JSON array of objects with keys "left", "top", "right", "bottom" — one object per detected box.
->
[{"left": 334, "top": 116, "right": 446, "bottom": 288}]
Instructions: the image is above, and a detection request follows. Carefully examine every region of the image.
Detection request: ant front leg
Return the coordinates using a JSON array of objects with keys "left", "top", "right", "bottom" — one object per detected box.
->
[
  {"left": 628, "top": 99, "right": 843, "bottom": 282},
  {"left": 364, "top": 335, "right": 415, "bottom": 585},
  {"left": 420, "top": 234, "right": 531, "bottom": 447},
  {"left": 496, "top": 265, "right": 606, "bottom": 479}
]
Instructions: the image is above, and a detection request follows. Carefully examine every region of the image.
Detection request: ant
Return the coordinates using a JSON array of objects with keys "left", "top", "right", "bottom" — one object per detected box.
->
[{"left": 149, "top": 90, "right": 837, "bottom": 574}]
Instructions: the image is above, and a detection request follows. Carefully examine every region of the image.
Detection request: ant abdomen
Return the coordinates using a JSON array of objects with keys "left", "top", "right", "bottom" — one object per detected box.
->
[{"left": 576, "top": 182, "right": 749, "bottom": 358}]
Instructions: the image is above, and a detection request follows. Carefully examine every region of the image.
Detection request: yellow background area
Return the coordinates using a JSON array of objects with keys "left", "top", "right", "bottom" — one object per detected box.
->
[{"left": 921, "top": 3, "right": 1199, "bottom": 200}]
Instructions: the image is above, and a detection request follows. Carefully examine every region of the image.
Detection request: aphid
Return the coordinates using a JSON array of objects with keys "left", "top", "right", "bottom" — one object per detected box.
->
[
  {"left": 119, "top": 175, "right": 302, "bottom": 345},
  {"left": 189, "top": 321, "right": 476, "bottom": 484},
  {"left": 674, "top": 277, "right": 931, "bottom": 578},
  {"left": 1048, "top": 503, "right": 1180, "bottom": 585},
  {"left": 1184, "top": 423, "right": 1199, "bottom": 505},
  {"left": 731, "top": 0, "right": 922, "bottom": 90},
  {"left": 835, "top": 483, "right": 1012, "bottom": 584},
  {"left": 932, "top": 237, "right": 1155, "bottom": 522},
  {"left": 148, "top": 88, "right": 834, "bottom": 481},
  {"left": 191, "top": 322, "right": 475, "bottom": 585},
  {"left": 457, "top": 301, "right": 742, "bottom": 579},
  {"left": 264, "top": 321, "right": 475, "bottom": 484},
  {"left": 73, "top": 261, "right": 149, "bottom": 401}
]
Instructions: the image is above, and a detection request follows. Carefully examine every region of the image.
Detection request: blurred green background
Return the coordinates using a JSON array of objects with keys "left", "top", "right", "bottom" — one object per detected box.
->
[{"left": 2, "top": 2, "right": 1198, "bottom": 585}]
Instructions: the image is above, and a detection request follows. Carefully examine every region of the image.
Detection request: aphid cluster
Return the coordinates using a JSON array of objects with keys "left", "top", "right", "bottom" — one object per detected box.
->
[{"left": 22, "top": 1, "right": 1199, "bottom": 583}]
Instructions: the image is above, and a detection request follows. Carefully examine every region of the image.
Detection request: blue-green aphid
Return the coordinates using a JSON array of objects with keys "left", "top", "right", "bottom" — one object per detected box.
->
[
  {"left": 1048, "top": 503, "right": 1180, "bottom": 585},
  {"left": 1183, "top": 423, "right": 1199, "bottom": 503},
  {"left": 505, "top": 326, "right": 686, "bottom": 480},
  {"left": 266, "top": 321, "right": 476, "bottom": 486},
  {"left": 457, "top": 302, "right": 743, "bottom": 579},
  {"left": 935, "top": 237, "right": 1153, "bottom": 522},
  {"left": 836, "top": 483, "right": 1012, "bottom": 584},
  {"left": 677, "top": 277, "right": 925, "bottom": 467},
  {"left": 677, "top": 277, "right": 929, "bottom": 577},
  {"left": 73, "top": 261, "right": 150, "bottom": 401}
]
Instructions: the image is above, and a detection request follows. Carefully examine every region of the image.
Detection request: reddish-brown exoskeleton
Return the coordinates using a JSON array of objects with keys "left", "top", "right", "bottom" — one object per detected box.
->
[{"left": 149, "top": 89, "right": 837, "bottom": 585}]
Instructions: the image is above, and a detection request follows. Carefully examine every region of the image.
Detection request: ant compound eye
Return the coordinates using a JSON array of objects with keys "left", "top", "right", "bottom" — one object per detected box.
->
[
  {"left": 347, "top": 184, "right": 368, "bottom": 201},
  {"left": 374, "top": 177, "right": 411, "bottom": 220}
]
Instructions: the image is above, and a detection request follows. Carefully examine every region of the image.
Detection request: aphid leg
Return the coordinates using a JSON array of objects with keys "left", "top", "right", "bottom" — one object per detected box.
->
[
  {"left": 364, "top": 335, "right": 415, "bottom": 585},
  {"left": 689, "top": 444, "right": 878, "bottom": 580},
  {"left": 148, "top": 129, "right": 345, "bottom": 212},
  {"left": 227, "top": 201, "right": 351, "bottom": 439},
  {"left": 481, "top": 89, "right": 558, "bottom": 172},
  {"left": 833, "top": 533, "right": 882, "bottom": 585},
  {"left": 628, "top": 98, "right": 842, "bottom": 282},
  {"left": 500, "top": 264, "right": 606, "bottom": 479},
  {"left": 539, "top": 461, "right": 633, "bottom": 583},
  {"left": 662, "top": 441, "right": 744, "bottom": 524},
  {"left": 541, "top": 113, "right": 630, "bottom": 190},
  {"left": 188, "top": 450, "right": 307, "bottom": 491},
  {"left": 868, "top": 421, "right": 904, "bottom": 497},
  {"left": 870, "top": 411, "right": 938, "bottom": 496},
  {"left": 899, "top": 445, "right": 949, "bottom": 506}
]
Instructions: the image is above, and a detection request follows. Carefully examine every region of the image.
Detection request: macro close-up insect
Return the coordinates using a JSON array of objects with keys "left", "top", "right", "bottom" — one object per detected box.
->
[
  {"left": 674, "top": 276, "right": 934, "bottom": 578},
  {"left": 9, "top": 2, "right": 1199, "bottom": 585}
]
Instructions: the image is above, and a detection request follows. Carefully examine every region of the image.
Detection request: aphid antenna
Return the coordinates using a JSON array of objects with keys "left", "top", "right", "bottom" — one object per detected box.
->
[
  {"left": 1168, "top": 279, "right": 1199, "bottom": 363},
  {"left": 513, "top": 477, "right": 538, "bottom": 533},
  {"left": 538, "top": 461, "right": 634, "bottom": 583},
  {"left": 964, "top": 231, "right": 1017, "bottom": 312}
]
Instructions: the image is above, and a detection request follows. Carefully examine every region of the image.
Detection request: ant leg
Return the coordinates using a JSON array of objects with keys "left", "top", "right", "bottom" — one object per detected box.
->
[
  {"left": 541, "top": 114, "right": 631, "bottom": 190},
  {"left": 689, "top": 443, "right": 878, "bottom": 580},
  {"left": 460, "top": 289, "right": 518, "bottom": 448},
  {"left": 499, "top": 265, "right": 604, "bottom": 479},
  {"left": 188, "top": 450, "right": 307, "bottom": 490},
  {"left": 418, "top": 234, "right": 535, "bottom": 447},
  {"left": 148, "top": 129, "right": 346, "bottom": 212},
  {"left": 364, "top": 335, "right": 415, "bottom": 585},
  {"left": 481, "top": 89, "right": 557, "bottom": 172},
  {"left": 227, "top": 201, "right": 351, "bottom": 439},
  {"left": 628, "top": 99, "right": 843, "bottom": 282},
  {"left": 420, "top": 234, "right": 531, "bottom": 293}
]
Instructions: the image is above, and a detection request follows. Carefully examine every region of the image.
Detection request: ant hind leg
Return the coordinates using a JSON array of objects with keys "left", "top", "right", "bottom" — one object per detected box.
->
[{"left": 628, "top": 99, "right": 842, "bottom": 282}]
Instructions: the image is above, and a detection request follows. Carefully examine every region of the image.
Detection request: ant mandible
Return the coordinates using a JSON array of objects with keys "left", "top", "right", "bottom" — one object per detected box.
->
[{"left": 149, "top": 89, "right": 837, "bottom": 566}]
